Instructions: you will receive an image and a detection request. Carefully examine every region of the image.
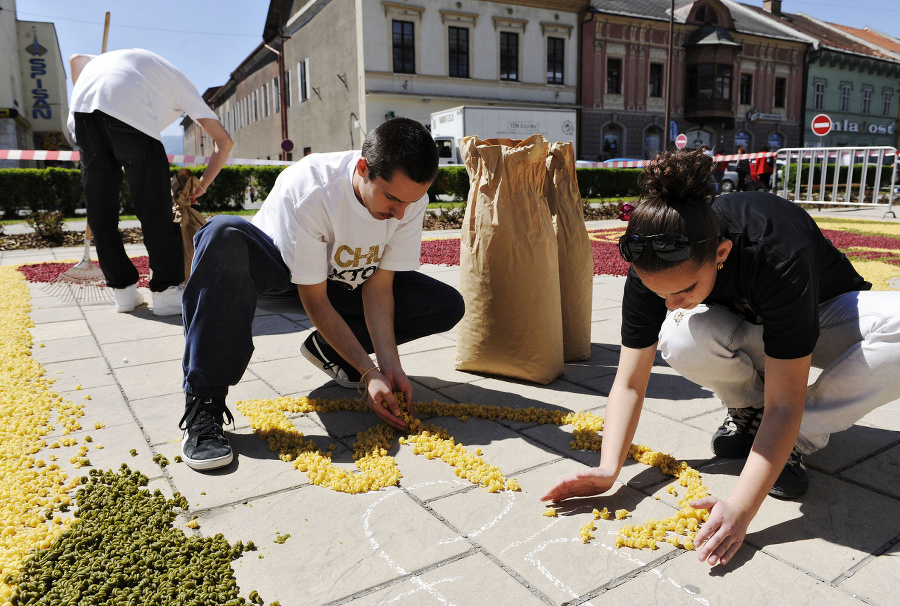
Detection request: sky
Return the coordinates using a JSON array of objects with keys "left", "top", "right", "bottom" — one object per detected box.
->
[{"left": 12, "top": 0, "right": 900, "bottom": 140}]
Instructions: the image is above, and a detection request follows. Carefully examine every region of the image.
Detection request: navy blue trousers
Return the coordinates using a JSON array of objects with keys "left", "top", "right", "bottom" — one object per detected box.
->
[
  {"left": 182, "top": 215, "right": 465, "bottom": 398},
  {"left": 74, "top": 111, "right": 184, "bottom": 291}
]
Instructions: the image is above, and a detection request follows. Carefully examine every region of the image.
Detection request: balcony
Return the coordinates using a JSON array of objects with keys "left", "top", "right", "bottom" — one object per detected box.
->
[{"left": 684, "top": 97, "right": 735, "bottom": 126}]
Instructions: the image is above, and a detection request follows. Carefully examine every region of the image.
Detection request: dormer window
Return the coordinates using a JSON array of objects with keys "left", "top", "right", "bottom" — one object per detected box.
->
[{"left": 695, "top": 5, "right": 719, "bottom": 25}]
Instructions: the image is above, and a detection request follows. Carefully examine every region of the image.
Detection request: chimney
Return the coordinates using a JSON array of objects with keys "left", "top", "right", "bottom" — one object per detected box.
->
[{"left": 763, "top": 0, "right": 782, "bottom": 14}]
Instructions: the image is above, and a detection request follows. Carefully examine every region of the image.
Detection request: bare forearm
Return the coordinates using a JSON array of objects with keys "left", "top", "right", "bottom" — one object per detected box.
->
[
  {"left": 361, "top": 271, "right": 403, "bottom": 372},
  {"left": 729, "top": 405, "right": 803, "bottom": 513},
  {"left": 302, "top": 294, "right": 373, "bottom": 375}
]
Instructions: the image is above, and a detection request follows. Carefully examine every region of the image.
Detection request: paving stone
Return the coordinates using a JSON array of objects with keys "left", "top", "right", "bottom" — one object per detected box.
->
[
  {"left": 699, "top": 458, "right": 900, "bottom": 581},
  {"left": 100, "top": 334, "right": 184, "bottom": 368},
  {"left": 590, "top": 546, "right": 864, "bottom": 605},
  {"left": 839, "top": 442, "right": 900, "bottom": 499},
  {"left": 198, "top": 484, "right": 469, "bottom": 605},
  {"left": 30, "top": 318, "right": 91, "bottom": 341},
  {"left": 30, "top": 334, "right": 102, "bottom": 364},
  {"left": 347, "top": 551, "right": 548, "bottom": 605},
  {"left": 39, "top": 356, "right": 116, "bottom": 392},
  {"left": 428, "top": 461, "right": 679, "bottom": 605},
  {"left": 839, "top": 541, "right": 900, "bottom": 605}
]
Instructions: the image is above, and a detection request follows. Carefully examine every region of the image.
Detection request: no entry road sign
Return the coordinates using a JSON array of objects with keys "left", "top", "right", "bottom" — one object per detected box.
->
[
  {"left": 811, "top": 114, "right": 833, "bottom": 137},
  {"left": 675, "top": 133, "right": 688, "bottom": 149}
]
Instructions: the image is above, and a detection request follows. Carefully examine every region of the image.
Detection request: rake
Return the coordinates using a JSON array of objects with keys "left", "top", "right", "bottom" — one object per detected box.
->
[{"left": 43, "top": 224, "right": 113, "bottom": 303}]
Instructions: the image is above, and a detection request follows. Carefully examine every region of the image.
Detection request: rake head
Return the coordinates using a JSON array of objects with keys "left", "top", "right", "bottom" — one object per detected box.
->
[{"left": 43, "top": 258, "right": 114, "bottom": 303}]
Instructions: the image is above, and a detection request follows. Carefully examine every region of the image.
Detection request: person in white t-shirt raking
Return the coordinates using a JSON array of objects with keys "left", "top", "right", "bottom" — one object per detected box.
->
[
  {"left": 67, "top": 49, "right": 233, "bottom": 316},
  {"left": 179, "top": 117, "right": 465, "bottom": 471}
]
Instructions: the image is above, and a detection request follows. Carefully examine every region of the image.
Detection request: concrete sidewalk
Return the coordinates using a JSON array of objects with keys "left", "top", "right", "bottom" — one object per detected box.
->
[{"left": 4, "top": 207, "right": 900, "bottom": 606}]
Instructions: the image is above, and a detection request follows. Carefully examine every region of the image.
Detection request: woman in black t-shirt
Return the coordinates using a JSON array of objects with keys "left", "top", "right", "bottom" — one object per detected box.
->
[{"left": 542, "top": 150, "right": 900, "bottom": 568}]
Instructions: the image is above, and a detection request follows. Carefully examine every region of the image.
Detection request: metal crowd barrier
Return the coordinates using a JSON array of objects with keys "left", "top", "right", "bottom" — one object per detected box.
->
[{"left": 774, "top": 146, "right": 897, "bottom": 218}]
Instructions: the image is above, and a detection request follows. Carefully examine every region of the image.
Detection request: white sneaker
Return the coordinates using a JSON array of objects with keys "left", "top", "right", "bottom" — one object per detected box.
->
[
  {"left": 113, "top": 284, "right": 144, "bottom": 313},
  {"left": 152, "top": 285, "right": 183, "bottom": 317}
]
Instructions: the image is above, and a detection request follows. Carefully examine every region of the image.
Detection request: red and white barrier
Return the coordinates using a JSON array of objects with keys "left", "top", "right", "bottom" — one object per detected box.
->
[{"left": 574, "top": 150, "right": 779, "bottom": 169}]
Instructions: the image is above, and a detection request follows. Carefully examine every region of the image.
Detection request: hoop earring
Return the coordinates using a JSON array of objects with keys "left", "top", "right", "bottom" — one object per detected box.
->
[{"left": 717, "top": 262, "right": 724, "bottom": 270}]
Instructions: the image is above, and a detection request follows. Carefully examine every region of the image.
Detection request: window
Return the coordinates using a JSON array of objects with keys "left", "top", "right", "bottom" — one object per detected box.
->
[
  {"left": 500, "top": 31, "right": 518, "bottom": 81},
  {"left": 695, "top": 5, "right": 719, "bottom": 25},
  {"left": 687, "top": 64, "right": 732, "bottom": 101},
  {"left": 284, "top": 70, "right": 292, "bottom": 108},
  {"left": 393, "top": 20, "right": 415, "bottom": 74},
  {"left": 840, "top": 85, "right": 851, "bottom": 112},
  {"left": 774, "top": 77, "right": 786, "bottom": 108},
  {"left": 448, "top": 26, "right": 469, "bottom": 78},
  {"left": 739, "top": 74, "right": 752, "bottom": 105},
  {"left": 862, "top": 88, "right": 872, "bottom": 114},
  {"left": 607, "top": 58, "right": 622, "bottom": 94},
  {"left": 262, "top": 83, "right": 269, "bottom": 118},
  {"left": 547, "top": 37, "right": 564, "bottom": 85},
  {"left": 299, "top": 58, "right": 310, "bottom": 102},
  {"left": 649, "top": 63, "right": 663, "bottom": 98},
  {"left": 252, "top": 90, "right": 259, "bottom": 122},
  {"left": 273, "top": 78, "right": 280, "bottom": 113},
  {"left": 885, "top": 90, "right": 894, "bottom": 117},
  {"left": 813, "top": 81, "right": 825, "bottom": 110}
]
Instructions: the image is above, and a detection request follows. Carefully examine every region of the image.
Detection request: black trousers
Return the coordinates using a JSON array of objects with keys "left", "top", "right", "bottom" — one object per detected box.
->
[{"left": 74, "top": 110, "right": 184, "bottom": 291}]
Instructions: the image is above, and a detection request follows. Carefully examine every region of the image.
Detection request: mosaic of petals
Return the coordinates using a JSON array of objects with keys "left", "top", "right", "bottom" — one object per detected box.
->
[{"left": 18, "top": 218, "right": 900, "bottom": 290}]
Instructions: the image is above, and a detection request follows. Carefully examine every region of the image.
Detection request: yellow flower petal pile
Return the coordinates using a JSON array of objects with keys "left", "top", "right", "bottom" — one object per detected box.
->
[
  {"left": 578, "top": 520, "right": 595, "bottom": 543},
  {"left": 609, "top": 443, "right": 709, "bottom": 551},
  {"left": 238, "top": 395, "right": 712, "bottom": 551},
  {"left": 0, "top": 266, "right": 83, "bottom": 604}
]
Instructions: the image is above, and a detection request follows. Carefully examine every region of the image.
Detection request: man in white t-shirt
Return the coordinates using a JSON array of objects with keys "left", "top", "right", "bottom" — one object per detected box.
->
[
  {"left": 179, "top": 117, "right": 465, "bottom": 471},
  {"left": 67, "top": 49, "right": 233, "bottom": 316}
]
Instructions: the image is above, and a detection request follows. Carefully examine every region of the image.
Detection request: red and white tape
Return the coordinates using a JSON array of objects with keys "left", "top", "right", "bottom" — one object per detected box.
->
[
  {"left": 575, "top": 151, "right": 779, "bottom": 169},
  {"left": 0, "top": 149, "right": 293, "bottom": 166}
]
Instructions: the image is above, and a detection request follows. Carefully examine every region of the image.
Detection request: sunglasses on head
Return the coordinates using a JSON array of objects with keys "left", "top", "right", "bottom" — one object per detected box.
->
[{"left": 618, "top": 233, "right": 719, "bottom": 263}]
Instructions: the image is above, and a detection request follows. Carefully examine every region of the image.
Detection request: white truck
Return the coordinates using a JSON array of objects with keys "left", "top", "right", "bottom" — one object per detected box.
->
[{"left": 430, "top": 105, "right": 577, "bottom": 165}]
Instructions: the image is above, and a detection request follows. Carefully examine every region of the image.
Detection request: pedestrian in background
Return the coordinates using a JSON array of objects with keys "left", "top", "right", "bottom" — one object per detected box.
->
[
  {"left": 67, "top": 48, "right": 233, "bottom": 315},
  {"left": 736, "top": 146, "right": 751, "bottom": 192}
]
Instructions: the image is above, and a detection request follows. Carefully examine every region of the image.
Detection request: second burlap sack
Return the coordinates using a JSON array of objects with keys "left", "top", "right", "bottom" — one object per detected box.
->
[
  {"left": 455, "top": 135, "right": 564, "bottom": 384},
  {"left": 545, "top": 141, "right": 593, "bottom": 362}
]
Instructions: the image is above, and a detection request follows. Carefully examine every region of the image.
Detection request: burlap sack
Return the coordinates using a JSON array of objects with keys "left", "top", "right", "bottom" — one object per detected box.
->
[
  {"left": 455, "top": 134, "right": 564, "bottom": 384},
  {"left": 170, "top": 169, "right": 207, "bottom": 281},
  {"left": 545, "top": 141, "right": 593, "bottom": 362}
]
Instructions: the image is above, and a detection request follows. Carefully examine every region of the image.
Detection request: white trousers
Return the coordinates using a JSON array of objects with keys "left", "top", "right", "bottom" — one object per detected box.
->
[{"left": 658, "top": 291, "right": 900, "bottom": 454}]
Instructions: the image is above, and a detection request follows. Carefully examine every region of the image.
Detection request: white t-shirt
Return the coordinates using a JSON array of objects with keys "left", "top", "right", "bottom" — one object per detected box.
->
[
  {"left": 251, "top": 150, "right": 428, "bottom": 290},
  {"left": 67, "top": 49, "right": 217, "bottom": 141}
]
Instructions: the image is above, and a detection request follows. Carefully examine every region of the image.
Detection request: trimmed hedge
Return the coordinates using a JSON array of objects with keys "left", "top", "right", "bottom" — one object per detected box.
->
[{"left": 0, "top": 164, "right": 645, "bottom": 217}]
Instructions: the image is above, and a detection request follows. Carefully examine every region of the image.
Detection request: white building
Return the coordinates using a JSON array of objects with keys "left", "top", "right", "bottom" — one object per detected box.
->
[
  {"left": 188, "top": 0, "right": 585, "bottom": 161},
  {"left": 0, "top": 0, "right": 71, "bottom": 167}
]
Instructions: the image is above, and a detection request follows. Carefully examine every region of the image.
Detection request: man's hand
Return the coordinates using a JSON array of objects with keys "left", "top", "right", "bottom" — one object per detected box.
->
[
  {"left": 690, "top": 496, "right": 751, "bottom": 567},
  {"left": 365, "top": 367, "right": 413, "bottom": 430},
  {"left": 540, "top": 467, "right": 617, "bottom": 503}
]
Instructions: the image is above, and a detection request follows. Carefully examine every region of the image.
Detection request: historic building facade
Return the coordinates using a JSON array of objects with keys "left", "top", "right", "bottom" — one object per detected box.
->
[
  {"left": 190, "top": 0, "right": 586, "bottom": 162},
  {"left": 580, "top": 0, "right": 810, "bottom": 160},
  {"left": 744, "top": 5, "right": 900, "bottom": 149}
]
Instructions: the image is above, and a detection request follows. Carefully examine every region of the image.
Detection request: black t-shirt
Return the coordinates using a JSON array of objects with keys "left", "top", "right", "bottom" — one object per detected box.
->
[{"left": 621, "top": 192, "right": 871, "bottom": 359}]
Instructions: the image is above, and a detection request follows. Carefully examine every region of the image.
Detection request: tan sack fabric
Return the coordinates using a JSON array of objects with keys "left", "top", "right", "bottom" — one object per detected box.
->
[
  {"left": 455, "top": 135, "right": 564, "bottom": 384},
  {"left": 546, "top": 141, "right": 593, "bottom": 362},
  {"left": 170, "top": 169, "right": 207, "bottom": 282}
]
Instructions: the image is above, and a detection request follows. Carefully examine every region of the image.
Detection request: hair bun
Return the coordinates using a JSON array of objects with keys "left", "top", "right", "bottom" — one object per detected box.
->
[{"left": 641, "top": 150, "right": 716, "bottom": 207}]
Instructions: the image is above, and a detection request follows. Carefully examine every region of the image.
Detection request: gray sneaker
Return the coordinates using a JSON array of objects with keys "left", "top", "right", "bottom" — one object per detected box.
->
[
  {"left": 300, "top": 332, "right": 359, "bottom": 388},
  {"left": 769, "top": 448, "right": 809, "bottom": 499},
  {"left": 711, "top": 406, "right": 763, "bottom": 458},
  {"left": 179, "top": 394, "right": 234, "bottom": 470}
]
